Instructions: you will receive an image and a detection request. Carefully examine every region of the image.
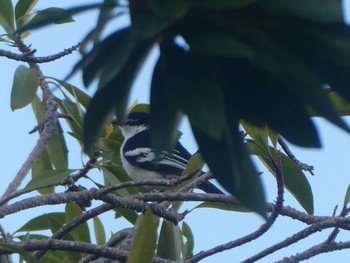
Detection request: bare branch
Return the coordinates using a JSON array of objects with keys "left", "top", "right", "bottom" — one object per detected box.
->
[{"left": 0, "top": 43, "right": 80, "bottom": 63}]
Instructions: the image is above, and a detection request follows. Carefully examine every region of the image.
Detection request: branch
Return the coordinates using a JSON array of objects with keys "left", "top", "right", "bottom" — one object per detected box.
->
[
  {"left": 33, "top": 203, "right": 114, "bottom": 259},
  {"left": 278, "top": 137, "right": 314, "bottom": 175},
  {"left": 0, "top": 43, "right": 80, "bottom": 63},
  {"left": 277, "top": 240, "right": 350, "bottom": 262},
  {"left": 0, "top": 39, "right": 59, "bottom": 202}
]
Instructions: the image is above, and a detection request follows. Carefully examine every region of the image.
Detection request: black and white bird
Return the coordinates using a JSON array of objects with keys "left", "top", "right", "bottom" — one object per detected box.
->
[{"left": 117, "top": 111, "right": 223, "bottom": 194}]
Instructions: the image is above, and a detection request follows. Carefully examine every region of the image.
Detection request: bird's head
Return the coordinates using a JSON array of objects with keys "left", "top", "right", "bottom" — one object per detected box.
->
[{"left": 116, "top": 111, "right": 150, "bottom": 139}]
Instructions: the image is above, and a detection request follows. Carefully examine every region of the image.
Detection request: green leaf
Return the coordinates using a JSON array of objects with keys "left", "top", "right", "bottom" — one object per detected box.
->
[
  {"left": 183, "top": 29, "right": 254, "bottom": 59},
  {"left": 11, "top": 65, "right": 39, "bottom": 111},
  {"left": 31, "top": 148, "right": 54, "bottom": 194},
  {"left": 23, "top": 7, "right": 74, "bottom": 29},
  {"left": 80, "top": 27, "right": 137, "bottom": 87},
  {"left": 46, "top": 123, "right": 69, "bottom": 169},
  {"left": 49, "top": 77, "right": 91, "bottom": 109},
  {"left": 344, "top": 184, "right": 350, "bottom": 207},
  {"left": 157, "top": 220, "right": 182, "bottom": 261},
  {"left": 130, "top": 0, "right": 188, "bottom": 37},
  {"left": 31, "top": 95, "right": 69, "bottom": 169},
  {"left": 160, "top": 41, "right": 226, "bottom": 140},
  {"left": 84, "top": 37, "right": 155, "bottom": 152},
  {"left": 326, "top": 90, "right": 350, "bottom": 116},
  {"left": 262, "top": 0, "right": 343, "bottom": 23},
  {"left": 65, "top": 203, "right": 91, "bottom": 243},
  {"left": 0, "top": 0, "right": 14, "bottom": 33},
  {"left": 15, "top": 0, "right": 38, "bottom": 25},
  {"left": 150, "top": 57, "right": 182, "bottom": 155},
  {"left": 192, "top": 122, "right": 266, "bottom": 217},
  {"left": 15, "top": 213, "right": 66, "bottom": 233},
  {"left": 187, "top": 0, "right": 257, "bottom": 9},
  {"left": 248, "top": 141, "right": 314, "bottom": 214},
  {"left": 93, "top": 217, "right": 106, "bottom": 245},
  {"left": 23, "top": 169, "right": 76, "bottom": 192},
  {"left": 17, "top": 3, "right": 109, "bottom": 33},
  {"left": 127, "top": 210, "right": 159, "bottom": 263},
  {"left": 181, "top": 222, "right": 194, "bottom": 259}
]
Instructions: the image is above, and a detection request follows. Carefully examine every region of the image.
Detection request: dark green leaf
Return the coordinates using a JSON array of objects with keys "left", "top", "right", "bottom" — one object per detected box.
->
[
  {"left": 192, "top": 122, "right": 266, "bottom": 217},
  {"left": 127, "top": 210, "right": 159, "bottom": 263},
  {"left": 261, "top": 0, "right": 343, "bottom": 23},
  {"left": 184, "top": 29, "right": 254, "bottom": 59},
  {"left": 11, "top": 65, "right": 39, "bottom": 111},
  {"left": 150, "top": 57, "right": 182, "bottom": 155},
  {"left": 65, "top": 203, "right": 91, "bottom": 243},
  {"left": 157, "top": 220, "right": 182, "bottom": 261},
  {"left": 248, "top": 140, "right": 314, "bottom": 214},
  {"left": 84, "top": 37, "right": 155, "bottom": 152},
  {"left": 23, "top": 169, "right": 76, "bottom": 192},
  {"left": 160, "top": 41, "right": 226, "bottom": 140},
  {"left": 15, "top": 0, "right": 38, "bottom": 25},
  {"left": 187, "top": 0, "right": 257, "bottom": 9},
  {"left": 220, "top": 59, "right": 321, "bottom": 147},
  {"left": 93, "top": 217, "right": 106, "bottom": 245},
  {"left": 31, "top": 148, "right": 54, "bottom": 194},
  {"left": 130, "top": 0, "right": 188, "bottom": 36},
  {"left": 0, "top": 0, "right": 14, "bottom": 33},
  {"left": 15, "top": 213, "right": 66, "bottom": 233},
  {"left": 181, "top": 222, "right": 194, "bottom": 259}
]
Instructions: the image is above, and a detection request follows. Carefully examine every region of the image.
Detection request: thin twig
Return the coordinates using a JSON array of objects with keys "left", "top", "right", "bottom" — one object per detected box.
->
[{"left": 278, "top": 137, "right": 314, "bottom": 175}]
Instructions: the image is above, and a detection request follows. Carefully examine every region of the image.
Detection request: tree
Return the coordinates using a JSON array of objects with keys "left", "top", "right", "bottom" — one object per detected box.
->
[{"left": 1, "top": 0, "right": 350, "bottom": 262}]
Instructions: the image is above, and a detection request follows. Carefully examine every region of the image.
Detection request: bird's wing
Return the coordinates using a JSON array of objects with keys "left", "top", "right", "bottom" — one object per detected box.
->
[{"left": 122, "top": 130, "right": 191, "bottom": 176}]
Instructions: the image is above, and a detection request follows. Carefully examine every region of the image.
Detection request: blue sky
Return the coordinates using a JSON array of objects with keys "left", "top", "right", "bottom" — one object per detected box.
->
[{"left": 1, "top": 1, "right": 350, "bottom": 262}]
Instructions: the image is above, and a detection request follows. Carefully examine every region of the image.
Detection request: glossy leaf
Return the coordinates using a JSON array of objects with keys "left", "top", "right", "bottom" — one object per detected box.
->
[
  {"left": 326, "top": 90, "right": 350, "bottom": 116},
  {"left": 160, "top": 41, "right": 226, "bottom": 140},
  {"left": 127, "top": 210, "right": 158, "bottom": 263},
  {"left": 23, "top": 169, "right": 76, "bottom": 192},
  {"left": 248, "top": 140, "right": 314, "bottom": 214},
  {"left": 157, "top": 220, "right": 182, "bottom": 261},
  {"left": 15, "top": 0, "right": 38, "bottom": 24},
  {"left": 181, "top": 222, "right": 194, "bottom": 259},
  {"left": 93, "top": 216, "right": 106, "bottom": 245},
  {"left": 15, "top": 213, "right": 66, "bottom": 233},
  {"left": 0, "top": 0, "right": 14, "bottom": 33},
  {"left": 11, "top": 65, "right": 39, "bottom": 111},
  {"left": 65, "top": 203, "right": 91, "bottom": 243},
  {"left": 84, "top": 37, "right": 155, "bottom": 151},
  {"left": 150, "top": 57, "right": 182, "bottom": 155},
  {"left": 31, "top": 148, "right": 54, "bottom": 194}
]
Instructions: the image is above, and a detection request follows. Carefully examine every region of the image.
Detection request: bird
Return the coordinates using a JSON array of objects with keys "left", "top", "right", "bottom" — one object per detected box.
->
[{"left": 116, "top": 111, "right": 224, "bottom": 194}]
